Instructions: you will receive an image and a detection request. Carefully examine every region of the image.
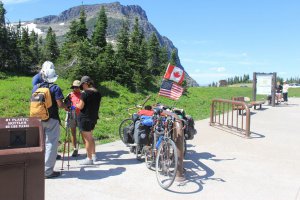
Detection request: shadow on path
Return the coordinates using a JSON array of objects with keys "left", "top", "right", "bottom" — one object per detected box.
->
[
  {"left": 61, "top": 166, "right": 126, "bottom": 180},
  {"left": 167, "top": 150, "right": 234, "bottom": 194}
]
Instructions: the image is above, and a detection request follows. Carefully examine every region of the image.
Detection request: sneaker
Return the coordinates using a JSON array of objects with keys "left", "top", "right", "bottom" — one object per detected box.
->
[
  {"left": 80, "top": 158, "right": 93, "bottom": 165},
  {"left": 175, "top": 175, "right": 186, "bottom": 182},
  {"left": 92, "top": 154, "right": 97, "bottom": 163},
  {"left": 45, "top": 171, "right": 61, "bottom": 179},
  {"left": 56, "top": 155, "right": 61, "bottom": 160},
  {"left": 71, "top": 149, "right": 78, "bottom": 157}
]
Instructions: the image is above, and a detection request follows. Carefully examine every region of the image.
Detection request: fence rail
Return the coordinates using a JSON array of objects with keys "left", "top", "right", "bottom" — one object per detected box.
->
[{"left": 210, "top": 99, "right": 251, "bottom": 137}]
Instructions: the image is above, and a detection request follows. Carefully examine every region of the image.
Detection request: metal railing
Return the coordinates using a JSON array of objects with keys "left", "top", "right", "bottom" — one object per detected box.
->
[{"left": 210, "top": 99, "right": 251, "bottom": 137}]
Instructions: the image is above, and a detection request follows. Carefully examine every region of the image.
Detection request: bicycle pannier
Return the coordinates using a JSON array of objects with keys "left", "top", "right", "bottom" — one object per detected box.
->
[
  {"left": 184, "top": 115, "right": 197, "bottom": 140},
  {"left": 123, "top": 124, "right": 134, "bottom": 144}
]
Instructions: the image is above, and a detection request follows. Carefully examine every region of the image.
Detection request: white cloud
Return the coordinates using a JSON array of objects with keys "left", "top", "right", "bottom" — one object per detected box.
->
[{"left": 2, "top": 0, "right": 33, "bottom": 4}]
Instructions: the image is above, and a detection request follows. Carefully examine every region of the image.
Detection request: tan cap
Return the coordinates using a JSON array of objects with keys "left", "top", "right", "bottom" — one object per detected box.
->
[{"left": 70, "top": 80, "right": 80, "bottom": 89}]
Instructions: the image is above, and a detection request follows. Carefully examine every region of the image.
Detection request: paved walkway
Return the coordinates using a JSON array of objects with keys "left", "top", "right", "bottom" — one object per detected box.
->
[{"left": 46, "top": 98, "right": 300, "bottom": 200}]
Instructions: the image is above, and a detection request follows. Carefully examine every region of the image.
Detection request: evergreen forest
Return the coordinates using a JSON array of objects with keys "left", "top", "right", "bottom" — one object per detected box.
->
[{"left": 0, "top": 3, "right": 180, "bottom": 92}]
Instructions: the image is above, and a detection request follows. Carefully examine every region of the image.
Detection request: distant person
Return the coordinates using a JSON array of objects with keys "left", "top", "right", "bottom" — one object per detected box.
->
[
  {"left": 76, "top": 76, "right": 101, "bottom": 165},
  {"left": 282, "top": 80, "right": 289, "bottom": 104},
  {"left": 276, "top": 81, "right": 283, "bottom": 103},
  {"left": 32, "top": 64, "right": 68, "bottom": 178},
  {"left": 64, "top": 80, "right": 81, "bottom": 157}
]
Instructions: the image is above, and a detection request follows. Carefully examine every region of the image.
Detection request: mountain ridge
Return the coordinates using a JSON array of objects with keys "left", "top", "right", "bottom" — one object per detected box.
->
[{"left": 23, "top": 2, "right": 199, "bottom": 86}]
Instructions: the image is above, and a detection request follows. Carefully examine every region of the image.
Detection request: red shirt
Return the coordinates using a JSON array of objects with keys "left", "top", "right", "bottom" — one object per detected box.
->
[
  {"left": 70, "top": 91, "right": 81, "bottom": 115},
  {"left": 137, "top": 110, "right": 154, "bottom": 116}
]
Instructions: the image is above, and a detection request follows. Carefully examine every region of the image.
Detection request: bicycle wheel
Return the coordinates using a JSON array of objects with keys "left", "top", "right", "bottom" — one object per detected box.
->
[
  {"left": 142, "top": 145, "right": 154, "bottom": 169},
  {"left": 155, "top": 138, "right": 178, "bottom": 189},
  {"left": 119, "top": 118, "right": 134, "bottom": 144}
]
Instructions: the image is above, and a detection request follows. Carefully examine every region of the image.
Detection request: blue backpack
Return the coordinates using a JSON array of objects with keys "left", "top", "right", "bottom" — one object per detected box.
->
[{"left": 140, "top": 115, "right": 154, "bottom": 126}]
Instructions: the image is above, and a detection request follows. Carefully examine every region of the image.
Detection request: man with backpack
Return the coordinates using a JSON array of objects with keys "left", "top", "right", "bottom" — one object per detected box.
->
[{"left": 31, "top": 63, "right": 68, "bottom": 179}]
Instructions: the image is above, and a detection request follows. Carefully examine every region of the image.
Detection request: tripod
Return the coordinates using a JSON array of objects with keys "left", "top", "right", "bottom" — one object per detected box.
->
[{"left": 61, "top": 110, "right": 75, "bottom": 171}]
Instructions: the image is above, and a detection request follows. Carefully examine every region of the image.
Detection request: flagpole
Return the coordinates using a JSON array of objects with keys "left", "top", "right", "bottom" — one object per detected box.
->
[{"left": 156, "top": 62, "right": 170, "bottom": 105}]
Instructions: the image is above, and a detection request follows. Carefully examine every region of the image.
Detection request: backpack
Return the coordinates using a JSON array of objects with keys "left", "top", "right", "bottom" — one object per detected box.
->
[
  {"left": 184, "top": 115, "right": 197, "bottom": 140},
  {"left": 30, "top": 84, "right": 54, "bottom": 121},
  {"left": 140, "top": 115, "right": 154, "bottom": 126}
]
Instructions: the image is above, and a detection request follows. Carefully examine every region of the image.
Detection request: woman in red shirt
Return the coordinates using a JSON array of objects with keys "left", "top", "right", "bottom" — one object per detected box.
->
[{"left": 66, "top": 80, "right": 81, "bottom": 157}]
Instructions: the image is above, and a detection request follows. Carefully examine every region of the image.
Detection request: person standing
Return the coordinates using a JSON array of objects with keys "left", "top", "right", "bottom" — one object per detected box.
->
[
  {"left": 276, "top": 81, "right": 283, "bottom": 103},
  {"left": 282, "top": 80, "right": 289, "bottom": 104},
  {"left": 76, "top": 76, "right": 101, "bottom": 165},
  {"left": 32, "top": 64, "right": 68, "bottom": 178},
  {"left": 65, "top": 80, "right": 82, "bottom": 157},
  {"left": 32, "top": 61, "right": 62, "bottom": 160}
]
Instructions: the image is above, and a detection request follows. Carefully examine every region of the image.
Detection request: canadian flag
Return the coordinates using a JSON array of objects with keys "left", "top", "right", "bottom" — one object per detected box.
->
[{"left": 163, "top": 64, "right": 185, "bottom": 85}]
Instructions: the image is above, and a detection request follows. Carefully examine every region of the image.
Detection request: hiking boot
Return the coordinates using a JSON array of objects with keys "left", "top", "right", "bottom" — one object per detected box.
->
[
  {"left": 71, "top": 149, "right": 78, "bottom": 157},
  {"left": 56, "top": 154, "right": 61, "bottom": 160},
  {"left": 45, "top": 171, "right": 61, "bottom": 179},
  {"left": 79, "top": 158, "right": 93, "bottom": 165}
]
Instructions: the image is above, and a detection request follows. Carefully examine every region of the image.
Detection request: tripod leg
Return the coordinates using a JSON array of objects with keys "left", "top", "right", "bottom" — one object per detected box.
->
[
  {"left": 67, "top": 135, "right": 70, "bottom": 170},
  {"left": 61, "top": 137, "right": 66, "bottom": 170}
]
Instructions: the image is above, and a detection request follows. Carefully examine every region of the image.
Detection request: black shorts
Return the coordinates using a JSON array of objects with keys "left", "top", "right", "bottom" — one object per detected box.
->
[{"left": 79, "top": 118, "right": 97, "bottom": 132}]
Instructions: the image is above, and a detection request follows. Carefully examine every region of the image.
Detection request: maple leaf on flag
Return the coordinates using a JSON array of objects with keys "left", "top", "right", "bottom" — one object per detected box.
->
[{"left": 163, "top": 63, "right": 185, "bottom": 85}]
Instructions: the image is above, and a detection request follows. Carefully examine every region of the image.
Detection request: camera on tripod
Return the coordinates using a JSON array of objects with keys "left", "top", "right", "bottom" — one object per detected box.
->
[{"left": 63, "top": 94, "right": 72, "bottom": 109}]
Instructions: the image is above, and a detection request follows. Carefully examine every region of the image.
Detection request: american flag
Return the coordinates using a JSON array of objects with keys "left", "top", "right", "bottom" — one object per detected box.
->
[{"left": 158, "top": 80, "right": 184, "bottom": 100}]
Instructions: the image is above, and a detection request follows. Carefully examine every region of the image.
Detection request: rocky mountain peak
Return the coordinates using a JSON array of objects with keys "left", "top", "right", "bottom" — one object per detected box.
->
[{"left": 29, "top": 2, "right": 198, "bottom": 86}]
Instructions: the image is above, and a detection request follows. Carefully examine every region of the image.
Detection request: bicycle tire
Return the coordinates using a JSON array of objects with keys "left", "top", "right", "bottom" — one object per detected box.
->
[
  {"left": 155, "top": 138, "right": 178, "bottom": 189},
  {"left": 142, "top": 145, "right": 154, "bottom": 169},
  {"left": 118, "top": 118, "right": 134, "bottom": 144}
]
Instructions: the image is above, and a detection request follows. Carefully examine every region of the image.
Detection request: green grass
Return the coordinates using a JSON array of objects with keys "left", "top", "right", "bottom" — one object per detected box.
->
[{"left": 1, "top": 75, "right": 300, "bottom": 142}]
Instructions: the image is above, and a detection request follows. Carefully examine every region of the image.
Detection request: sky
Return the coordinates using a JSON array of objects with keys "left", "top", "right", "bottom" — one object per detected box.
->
[{"left": 2, "top": 0, "right": 300, "bottom": 85}]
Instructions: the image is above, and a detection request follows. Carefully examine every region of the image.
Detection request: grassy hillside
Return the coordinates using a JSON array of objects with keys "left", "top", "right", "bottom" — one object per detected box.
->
[{"left": 1, "top": 75, "right": 300, "bottom": 143}]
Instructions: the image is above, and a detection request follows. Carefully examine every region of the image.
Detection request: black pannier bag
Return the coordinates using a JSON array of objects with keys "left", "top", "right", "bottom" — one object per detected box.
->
[
  {"left": 123, "top": 123, "right": 134, "bottom": 144},
  {"left": 134, "top": 120, "right": 150, "bottom": 145},
  {"left": 184, "top": 115, "right": 197, "bottom": 140}
]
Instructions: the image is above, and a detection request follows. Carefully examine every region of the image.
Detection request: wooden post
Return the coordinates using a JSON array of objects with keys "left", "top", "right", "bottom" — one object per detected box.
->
[{"left": 252, "top": 72, "right": 257, "bottom": 101}]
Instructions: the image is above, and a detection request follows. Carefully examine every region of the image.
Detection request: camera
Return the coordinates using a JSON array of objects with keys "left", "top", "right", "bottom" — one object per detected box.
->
[{"left": 63, "top": 94, "right": 72, "bottom": 108}]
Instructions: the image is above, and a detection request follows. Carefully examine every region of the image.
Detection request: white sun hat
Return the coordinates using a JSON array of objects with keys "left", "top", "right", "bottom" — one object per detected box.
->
[
  {"left": 41, "top": 61, "right": 55, "bottom": 71},
  {"left": 42, "top": 68, "right": 58, "bottom": 83}
]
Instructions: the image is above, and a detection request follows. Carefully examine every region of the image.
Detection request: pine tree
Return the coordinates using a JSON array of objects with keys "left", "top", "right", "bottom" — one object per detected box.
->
[
  {"left": 6, "top": 25, "right": 20, "bottom": 70},
  {"left": 159, "top": 45, "right": 169, "bottom": 74},
  {"left": 96, "top": 43, "right": 115, "bottom": 81},
  {"left": 170, "top": 49, "right": 178, "bottom": 65},
  {"left": 43, "top": 27, "right": 59, "bottom": 62},
  {"left": 147, "top": 32, "right": 161, "bottom": 76},
  {"left": 92, "top": 6, "right": 107, "bottom": 51},
  {"left": 115, "top": 20, "right": 131, "bottom": 86},
  {"left": 77, "top": 8, "right": 88, "bottom": 40},
  {"left": 29, "top": 30, "right": 40, "bottom": 64},
  {"left": 19, "top": 27, "right": 33, "bottom": 71},
  {"left": 70, "top": 38, "right": 96, "bottom": 82},
  {"left": 0, "top": 2, "right": 7, "bottom": 69},
  {"left": 128, "top": 17, "right": 144, "bottom": 91},
  {"left": 65, "top": 8, "right": 88, "bottom": 44}
]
